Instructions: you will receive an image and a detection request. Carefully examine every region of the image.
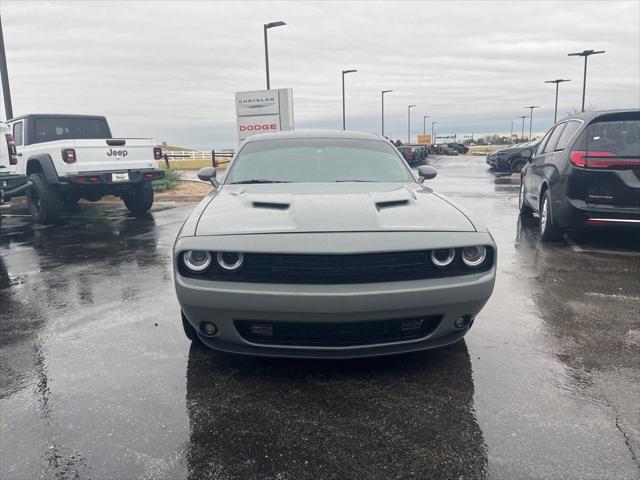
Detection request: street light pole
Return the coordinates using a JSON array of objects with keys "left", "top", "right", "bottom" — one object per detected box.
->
[
  {"left": 568, "top": 49, "right": 605, "bottom": 112},
  {"left": 0, "top": 15, "right": 13, "bottom": 120},
  {"left": 510, "top": 120, "right": 514, "bottom": 141},
  {"left": 519, "top": 115, "right": 528, "bottom": 141},
  {"left": 545, "top": 79, "right": 571, "bottom": 123},
  {"left": 524, "top": 106, "right": 539, "bottom": 140},
  {"left": 341, "top": 69, "right": 357, "bottom": 130},
  {"left": 263, "top": 21, "right": 286, "bottom": 90},
  {"left": 423, "top": 115, "right": 430, "bottom": 135},
  {"left": 381, "top": 90, "right": 392, "bottom": 137},
  {"left": 431, "top": 121, "right": 438, "bottom": 145},
  {"left": 407, "top": 105, "right": 416, "bottom": 143}
]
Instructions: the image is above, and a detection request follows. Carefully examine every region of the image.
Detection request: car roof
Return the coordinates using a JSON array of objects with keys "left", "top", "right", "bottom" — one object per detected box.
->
[
  {"left": 559, "top": 109, "right": 639, "bottom": 122},
  {"left": 243, "top": 129, "right": 387, "bottom": 143}
]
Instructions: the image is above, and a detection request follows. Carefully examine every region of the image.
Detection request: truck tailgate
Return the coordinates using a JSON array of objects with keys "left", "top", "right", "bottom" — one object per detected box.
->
[{"left": 71, "top": 139, "right": 157, "bottom": 173}]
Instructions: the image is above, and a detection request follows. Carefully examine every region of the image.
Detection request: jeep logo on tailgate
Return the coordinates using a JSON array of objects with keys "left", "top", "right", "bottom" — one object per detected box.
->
[{"left": 107, "top": 148, "right": 128, "bottom": 157}]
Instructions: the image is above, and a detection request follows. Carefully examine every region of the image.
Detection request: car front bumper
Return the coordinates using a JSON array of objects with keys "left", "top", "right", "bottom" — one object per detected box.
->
[{"left": 176, "top": 267, "right": 496, "bottom": 359}]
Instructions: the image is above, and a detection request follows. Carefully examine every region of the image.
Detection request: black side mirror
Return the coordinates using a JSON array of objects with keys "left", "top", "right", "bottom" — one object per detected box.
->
[
  {"left": 520, "top": 148, "right": 533, "bottom": 160},
  {"left": 417, "top": 165, "right": 437, "bottom": 181},
  {"left": 197, "top": 167, "right": 219, "bottom": 187}
]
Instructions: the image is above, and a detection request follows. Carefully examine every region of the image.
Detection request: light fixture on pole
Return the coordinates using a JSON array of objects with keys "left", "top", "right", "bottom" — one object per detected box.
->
[
  {"left": 431, "top": 121, "right": 438, "bottom": 145},
  {"left": 568, "top": 49, "right": 605, "bottom": 112},
  {"left": 423, "top": 115, "right": 431, "bottom": 135},
  {"left": 545, "top": 79, "right": 571, "bottom": 123},
  {"left": 342, "top": 69, "right": 357, "bottom": 130},
  {"left": 381, "top": 90, "right": 392, "bottom": 137},
  {"left": 519, "top": 115, "right": 528, "bottom": 141},
  {"left": 263, "top": 21, "right": 286, "bottom": 90},
  {"left": 524, "top": 106, "right": 539, "bottom": 140},
  {"left": 407, "top": 105, "right": 416, "bottom": 143}
]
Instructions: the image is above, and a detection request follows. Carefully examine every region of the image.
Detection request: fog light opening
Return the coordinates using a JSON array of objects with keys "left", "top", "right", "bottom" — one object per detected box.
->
[
  {"left": 453, "top": 315, "right": 472, "bottom": 330},
  {"left": 199, "top": 322, "right": 218, "bottom": 337}
]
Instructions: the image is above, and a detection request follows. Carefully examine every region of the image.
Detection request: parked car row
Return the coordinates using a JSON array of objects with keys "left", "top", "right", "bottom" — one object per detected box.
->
[
  {"left": 398, "top": 144, "right": 429, "bottom": 165},
  {"left": 518, "top": 109, "right": 639, "bottom": 241},
  {"left": 0, "top": 114, "right": 165, "bottom": 225},
  {"left": 486, "top": 140, "right": 541, "bottom": 173}
]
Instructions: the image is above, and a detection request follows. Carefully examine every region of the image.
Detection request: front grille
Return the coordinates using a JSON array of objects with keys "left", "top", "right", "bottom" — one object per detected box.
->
[
  {"left": 235, "top": 316, "right": 443, "bottom": 347},
  {"left": 180, "top": 248, "right": 494, "bottom": 284}
]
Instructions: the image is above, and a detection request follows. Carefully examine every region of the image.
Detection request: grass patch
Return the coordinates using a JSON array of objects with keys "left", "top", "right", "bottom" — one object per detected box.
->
[{"left": 152, "top": 169, "right": 183, "bottom": 192}]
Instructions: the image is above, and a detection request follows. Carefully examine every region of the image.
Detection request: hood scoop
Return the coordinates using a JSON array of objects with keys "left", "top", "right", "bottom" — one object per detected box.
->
[
  {"left": 252, "top": 201, "right": 290, "bottom": 210},
  {"left": 375, "top": 199, "right": 410, "bottom": 210}
]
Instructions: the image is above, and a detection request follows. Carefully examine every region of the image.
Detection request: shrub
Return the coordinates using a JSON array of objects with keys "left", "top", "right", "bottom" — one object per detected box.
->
[{"left": 152, "top": 169, "right": 183, "bottom": 192}]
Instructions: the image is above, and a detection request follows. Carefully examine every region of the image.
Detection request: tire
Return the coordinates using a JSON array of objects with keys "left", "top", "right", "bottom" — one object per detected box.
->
[
  {"left": 182, "top": 311, "right": 201, "bottom": 343},
  {"left": 123, "top": 181, "right": 154, "bottom": 215},
  {"left": 510, "top": 158, "right": 526, "bottom": 174},
  {"left": 519, "top": 181, "right": 533, "bottom": 215},
  {"left": 26, "top": 173, "right": 61, "bottom": 224},
  {"left": 539, "top": 190, "right": 563, "bottom": 242}
]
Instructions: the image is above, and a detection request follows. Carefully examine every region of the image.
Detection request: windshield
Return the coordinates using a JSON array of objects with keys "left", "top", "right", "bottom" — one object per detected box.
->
[{"left": 226, "top": 138, "right": 413, "bottom": 184}]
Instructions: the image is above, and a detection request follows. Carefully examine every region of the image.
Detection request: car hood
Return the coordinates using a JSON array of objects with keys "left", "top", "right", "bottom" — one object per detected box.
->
[{"left": 195, "top": 183, "right": 476, "bottom": 236}]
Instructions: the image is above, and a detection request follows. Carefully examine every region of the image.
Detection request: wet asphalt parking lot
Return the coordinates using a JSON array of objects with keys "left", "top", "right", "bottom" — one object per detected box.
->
[{"left": 1, "top": 156, "right": 639, "bottom": 480}]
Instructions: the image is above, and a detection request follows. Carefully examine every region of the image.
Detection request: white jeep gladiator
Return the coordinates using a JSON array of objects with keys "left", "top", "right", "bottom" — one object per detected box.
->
[
  {"left": 0, "top": 121, "right": 29, "bottom": 223},
  {"left": 7, "top": 114, "right": 165, "bottom": 224}
]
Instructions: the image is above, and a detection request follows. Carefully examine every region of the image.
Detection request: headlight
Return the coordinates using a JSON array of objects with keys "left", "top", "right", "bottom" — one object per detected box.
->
[
  {"left": 216, "top": 252, "right": 244, "bottom": 272},
  {"left": 183, "top": 250, "right": 212, "bottom": 273},
  {"left": 431, "top": 248, "right": 455, "bottom": 267},
  {"left": 462, "top": 246, "right": 487, "bottom": 267}
]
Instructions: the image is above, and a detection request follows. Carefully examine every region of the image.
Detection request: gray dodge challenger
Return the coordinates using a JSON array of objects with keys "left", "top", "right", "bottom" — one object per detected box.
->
[{"left": 173, "top": 130, "right": 496, "bottom": 358}]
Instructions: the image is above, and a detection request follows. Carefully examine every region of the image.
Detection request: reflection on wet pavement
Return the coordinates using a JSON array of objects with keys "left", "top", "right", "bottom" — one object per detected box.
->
[{"left": 1, "top": 158, "right": 639, "bottom": 479}]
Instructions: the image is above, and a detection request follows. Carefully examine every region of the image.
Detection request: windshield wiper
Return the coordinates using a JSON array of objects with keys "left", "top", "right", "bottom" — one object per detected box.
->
[
  {"left": 229, "top": 179, "right": 290, "bottom": 184},
  {"left": 334, "top": 179, "right": 376, "bottom": 183}
]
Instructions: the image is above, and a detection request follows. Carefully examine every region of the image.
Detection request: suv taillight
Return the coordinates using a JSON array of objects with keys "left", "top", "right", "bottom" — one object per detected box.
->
[
  {"left": 62, "top": 148, "right": 77, "bottom": 164},
  {"left": 153, "top": 146, "right": 163, "bottom": 160},
  {"left": 5, "top": 133, "right": 18, "bottom": 165}
]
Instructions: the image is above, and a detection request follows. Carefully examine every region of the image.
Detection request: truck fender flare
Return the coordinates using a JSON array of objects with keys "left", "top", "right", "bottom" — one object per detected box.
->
[{"left": 26, "top": 154, "right": 60, "bottom": 184}]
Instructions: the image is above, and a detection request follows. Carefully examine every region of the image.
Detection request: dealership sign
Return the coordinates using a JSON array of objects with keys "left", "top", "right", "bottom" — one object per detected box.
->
[{"left": 235, "top": 89, "right": 294, "bottom": 142}]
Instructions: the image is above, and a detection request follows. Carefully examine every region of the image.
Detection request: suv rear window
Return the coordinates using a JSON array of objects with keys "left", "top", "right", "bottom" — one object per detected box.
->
[
  {"left": 578, "top": 119, "right": 640, "bottom": 157},
  {"left": 32, "top": 117, "right": 111, "bottom": 144}
]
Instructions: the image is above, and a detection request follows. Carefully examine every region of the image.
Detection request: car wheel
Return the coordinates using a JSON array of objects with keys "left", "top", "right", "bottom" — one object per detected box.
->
[
  {"left": 123, "top": 181, "right": 154, "bottom": 215},
  {"left": 182, "top": 311, "right": 201, "bottom": 343},
  {"left": 511, "top": 158, "right": 526, "bottom": 173},
  {"left": 26, "top": 173, "right": 61, "bottom": 224},
  {"left": 519, "top": 182, "right": 533, "bottom": 215},
  {"left": 539, "top": 190, "right": 563, "bottom": 241}
]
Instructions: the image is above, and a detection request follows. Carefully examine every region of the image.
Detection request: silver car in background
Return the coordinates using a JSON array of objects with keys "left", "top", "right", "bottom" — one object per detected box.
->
[{"left": 173, "top": 130, "right": 496, "bottom": 359}]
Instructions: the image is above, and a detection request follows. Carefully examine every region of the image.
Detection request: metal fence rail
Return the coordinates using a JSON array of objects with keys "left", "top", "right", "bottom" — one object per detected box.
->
[{"left": 160, "top": 150, "right": 235, "bottom": 169}]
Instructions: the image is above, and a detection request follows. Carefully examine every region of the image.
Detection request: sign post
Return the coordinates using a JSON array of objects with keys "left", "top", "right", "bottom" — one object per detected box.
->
[{"left": 235, "top": 89, "right": 294, "bottom": 143}]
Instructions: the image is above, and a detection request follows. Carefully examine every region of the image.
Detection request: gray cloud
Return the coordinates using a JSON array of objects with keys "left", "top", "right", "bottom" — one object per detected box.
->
[{"left": 2, "top": 0, "right": 639, "bottom": 148}]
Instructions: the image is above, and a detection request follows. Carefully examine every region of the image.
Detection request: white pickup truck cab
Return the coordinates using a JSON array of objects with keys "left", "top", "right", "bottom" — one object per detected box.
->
[
  {"left": 7, "top": 114, "right": 165, "bottom": 224},
  {"left": 0, "top": 121, "right": 28, "bottom": 216}
]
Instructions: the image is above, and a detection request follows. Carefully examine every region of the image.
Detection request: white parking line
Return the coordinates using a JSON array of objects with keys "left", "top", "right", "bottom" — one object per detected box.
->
[
  {"left": 586, "top": 292, "right": 640, "bottom": 301},
  {"left": 564, "top": 233, "right": 640, "bottom": 256}
]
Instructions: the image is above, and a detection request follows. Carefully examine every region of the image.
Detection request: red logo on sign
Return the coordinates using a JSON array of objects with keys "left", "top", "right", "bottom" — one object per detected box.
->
[{"left": 240, "top": 124, "right": 278, "bottom": 132}]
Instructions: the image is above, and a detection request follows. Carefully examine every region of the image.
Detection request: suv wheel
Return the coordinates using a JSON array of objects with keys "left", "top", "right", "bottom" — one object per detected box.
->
[
  {"left": 123, "top": 181, "right": 154, "bottom": 215},
  {"left": 519, "top": 182, "right": 533, "bottom": 215},
  {"left": 540, "top": 190, "right": 563, "bottom": 241},
  {"left": 27, "top": 173, "right": 61, "bottom": 224},
  {"left": 511, "top": 158, "right": 526, "bottom": 173}
]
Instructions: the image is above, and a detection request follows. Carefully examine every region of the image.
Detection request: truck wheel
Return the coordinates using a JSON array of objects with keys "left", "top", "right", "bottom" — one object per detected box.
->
[
  {"left": 511, "top": 158, "right": 527, "bottom": 173},
  {"left": 540, "top": 190, "right": 563, "bottom": 242},
  {"left": 27, "top": 173, "right": 61, "bottom": 224},
  {"left": 123, "top": 181, "right": 154, "bottom": 215}
]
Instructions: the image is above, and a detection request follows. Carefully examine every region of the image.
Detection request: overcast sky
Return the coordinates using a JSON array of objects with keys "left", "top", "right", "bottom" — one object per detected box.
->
[{"left": 2, "top": 1, "right": 639, "bottom": 148}]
